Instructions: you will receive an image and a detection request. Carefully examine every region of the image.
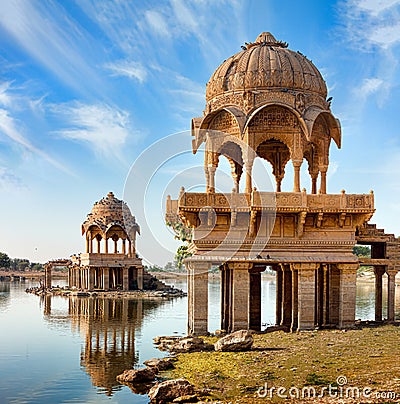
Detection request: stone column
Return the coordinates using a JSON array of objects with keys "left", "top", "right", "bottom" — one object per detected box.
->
[
  {"left": 337, "top": 263, "right": 358, "bottom": 328},
  {"left": 387, "top": 267, "right": 398, "bottom": 322},
  {"left": 374, "top": 266, "right": 386, "bottom": 322},
  {"left": 103, "top": 268, "right": 109, "bottom": 291},
  {"left": 231, "top": 262, "right": 252, "bottom": 331},
  {"left": 281, "top": 265, "right": 292, "bottom": 327},
  {"left": 245, "top": 160, "right": 253, "bottom": 194},
  {"left": 319, "top": 167, "right": 328, "bottom": 194},
  {"left": 220, "top": 264, "right": 232, "bottom": 332},
  {"left": 322, "top": 265, "right": 330, "bottom": 326},
  {"left": 137, "top": 266, "right": 143, "bottom": 290},
  {"left": 105, "top": 238, "right": 108, "bottom": 254},
  {"left": 208, "top": 166, "right": 216, "bottom": 193},
  {"left": 297, "top": 263, "right": 317, "bottom": 330},
  {"left": 45, "top": 266, "right": 52, "bottom": 289},
  {"left": 293, "top": 160, "right": 302, "bottom": 193},
  {"left": 311, "top": 173, "right": 318, "bottom": 195},
  {"left": 291, "top": 265, "right": 299, "bottom": 332},
  {"left": 249, "top": 270, "right": 262, "bottom": 331},
  {"left": 275, "top": 265, "right": 283, "bottom": 325},
  {"left": 123, "top": 267, "right": 129, "bottom": 291},
  {"left": 187, "top": 261, "right": 210, "bottom": 335},
  {"left": 122, "top": 239, "right": 126, "bottom": 255},
  {"left": 88, "top": 267, "right": 95, "bottom": 290}
]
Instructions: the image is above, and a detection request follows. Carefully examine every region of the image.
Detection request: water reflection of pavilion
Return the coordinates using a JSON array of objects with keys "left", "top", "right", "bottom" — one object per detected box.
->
[{"left": 42, "top": 295, "right": 163, "bottom": 396}]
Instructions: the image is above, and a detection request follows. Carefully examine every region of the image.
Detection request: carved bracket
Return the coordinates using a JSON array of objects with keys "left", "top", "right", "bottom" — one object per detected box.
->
[
  {"left": 297, "top": 211, "right": 307, "bottom": 237},
  {"left": 316, "top": 212, "right": 324, "bottom": 228},
  {"left": 339, "top": 212, "right": 346, "bottom": 228}
]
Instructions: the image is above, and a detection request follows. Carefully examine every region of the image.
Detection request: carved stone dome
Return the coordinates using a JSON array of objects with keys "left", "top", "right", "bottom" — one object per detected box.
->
[
  {"left": 206, "top": 32, "right": 327, "bottom": 102},
  {"left": 82, "top": 192, "right": 139, "bottom": 238}
]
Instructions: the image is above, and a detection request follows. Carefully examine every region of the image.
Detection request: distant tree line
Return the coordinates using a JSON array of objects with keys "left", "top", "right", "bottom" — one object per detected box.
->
[{"left": 0, "top": 252, "right": 43, "bottom": 271}]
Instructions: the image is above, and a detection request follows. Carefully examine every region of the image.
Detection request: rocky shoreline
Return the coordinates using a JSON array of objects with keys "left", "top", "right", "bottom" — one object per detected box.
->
[{"left": 25, "top": 286, "right": 187, "bottom": 299}]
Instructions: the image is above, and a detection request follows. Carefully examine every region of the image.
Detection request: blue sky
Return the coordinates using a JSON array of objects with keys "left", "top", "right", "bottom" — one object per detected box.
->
[{"left": 0, "top": 0, "right": 399, "bottom": 266}]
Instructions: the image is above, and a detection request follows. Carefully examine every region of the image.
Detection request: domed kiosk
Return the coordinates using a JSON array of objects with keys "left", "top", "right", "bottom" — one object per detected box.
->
[
  {"left": 167, "top": 32, "right": 400, "bottom": 335},
  {"left": 69, "top": 192, "right": 143, "bottom": 291}
]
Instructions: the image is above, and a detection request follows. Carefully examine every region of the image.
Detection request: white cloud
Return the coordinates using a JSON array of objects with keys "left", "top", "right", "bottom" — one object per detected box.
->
[
  {"left": 105, "top": 60, "right": 147, "bottom": 83},
  {"left": 357, "top": 0, "right": 400, "bottom": 14},
  {"left": 144, "top": 10, "right": 170, "bottom": 37},
  {"left": 52, "top": 102, "right": 131, "bottom": 158},
  {"left": 357, "top": 77, "right": 384, "bottom": 97},
  {"left": 0, "top": 1, "right": 104, "bottom": 96},
  {"left": 341, "top": 0, "right": 400, "bottom": 50},
  {"left": 0, "top": 108, "right": 70, "bottom": 174}
]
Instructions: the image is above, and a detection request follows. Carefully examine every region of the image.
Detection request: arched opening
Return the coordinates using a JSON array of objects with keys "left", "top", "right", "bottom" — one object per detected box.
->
[
  {"left": 218, "top": 141, "right": 244, "bottom": 192},
  {"left": 256, "top": 139, "right": 290, "bottom": 192}
]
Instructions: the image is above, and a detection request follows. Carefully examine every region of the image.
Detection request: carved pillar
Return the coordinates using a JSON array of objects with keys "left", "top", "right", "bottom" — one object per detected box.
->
[
  {"left": 187, "top": 261, "right": 210, "bottom": 335},
  {"left": 96, "top": 237, "right": 101, "bottom": 253},
  {"left": 281, "top": 265, "right": 292, "bottom": 327},
  {"left": 319, "top": 166, "right": 328, "bottom": 194},
  {"left": 292, "top": 160, "right": 302, "bottom": 193},
  {"left": 337, "top": 263, "right": 358, "bottom": 328},
  {"left": 297, "top": 263, "right": 317, "bottom": 330},
  {"left": 387, "top": 267, "right": 398, "bottom": 322},
  {"left": 105, "top": 238, "right": 108, "bottom": 254},
  {"left": 204, "top": 166, "right": 210, "bottom": 192},
  {"left": 291, "top": 264, "right": 299, "bottom": 332},
  {"left": 208, "top": 166, "right": 216, "bottom": 193},
  {"left": 315, "top": 265, "right": 324, "bottom": 327},
  {"left": 122, "top": 239, "right": 126, "bottom": 255},
  {"left": 245, "top": 159, "right": 253, "bottom": 194},
  {"left": 374, "top": 266, "right": 386, "bottom": 322},
  {"left": 113, "top": 238, "right": 118, "bottom": 253},
  {"left": 86, "top": 234, "right": 90, "bottom": 253},
  {"left": 122, "top": 267, "right": 128, "bottom": 291},
  {"left": 230, "top": 262, "right": 252, "bottom": 331},
  {"left": 275, "top": 265, "right": 283, "bottom": 325},
  {"left": 88, "top": 267, "right": 94, "bottom": 290},
  {"left": 276, "top": 175, "right": 284, "bottom": 193},
  {"left": 103, "top": 268, "right": 109, "bottom": 291},
  {"left": 311, "top": 173, "right": 318, "bottom": 195},
  {"left": 137, "top": 266, "right": 143, "bottom": 290},
  {"left": 322, "top": 265, "right": 329, "bottom": 326}
]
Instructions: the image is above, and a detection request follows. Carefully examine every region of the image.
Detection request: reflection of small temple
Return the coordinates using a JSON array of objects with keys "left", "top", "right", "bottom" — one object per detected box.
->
[
  {"left": 69, "top": 192, "right": 144, "bottom": 291},
  {"left": 69, "top": 297, "right": 144, "bottom": 396},
  {"left": 167, "top": 32, "right": 400, "bottom": 335}
]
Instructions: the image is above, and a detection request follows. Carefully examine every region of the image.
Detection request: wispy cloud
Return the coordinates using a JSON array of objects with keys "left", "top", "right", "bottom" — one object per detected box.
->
[
  {"left": 339, "top": 0, "right": 400, "bottom": 104},
  {"left": 144, "top": 10, "right": 170, "bottom": 37},
  {"left": 356, "top": 77, "right": 384, "bottom": 98},
  {"left": 0, "top": 107, "right": 70, "bottom": 174},
  {"left": 0, "top": 1, "right": 104, "bottom": 97},
  {"left": 105, "top": 60, "right": 147, "bottom": 83},
  {"left": 341, "top": 0, "right": 400, "bottom": 49},
  {"left": 0, "top": 166, "right": 24, "bottom": 191},
  {"left": 52, "top": 102, "right": 132, "bottom": 159}
]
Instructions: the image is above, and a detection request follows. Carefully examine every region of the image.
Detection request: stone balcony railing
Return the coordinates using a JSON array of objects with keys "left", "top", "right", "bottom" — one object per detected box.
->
[{"left": 168, "top": 190, "right": 375, "bottom": 213}]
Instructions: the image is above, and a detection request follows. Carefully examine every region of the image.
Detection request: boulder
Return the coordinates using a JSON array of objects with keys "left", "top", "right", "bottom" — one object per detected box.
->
[
  {"left": 116, "top": 367, "right": 156, "bottom": 383},
  {"left": 144, "top": 357, "right": 175, "bottom": 371},
  {"left": 214, "top": 330, "right": 253, "bottom": 352},
  {"left": 148, "top": 379, "right": 194, "bottom": 404},
  {"left": 171, "top": 337, "right": 214, "bottom": 353}
]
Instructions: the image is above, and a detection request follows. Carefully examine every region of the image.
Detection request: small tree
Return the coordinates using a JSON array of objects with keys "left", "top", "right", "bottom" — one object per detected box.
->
[{"left": 0, "top": 252, "right": 10, "bottom": 269}]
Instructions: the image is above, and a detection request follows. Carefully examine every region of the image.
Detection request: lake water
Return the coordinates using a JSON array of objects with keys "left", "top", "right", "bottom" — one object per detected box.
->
[{"left": 0, "top": 276, "right": 398, "bottom": 403}]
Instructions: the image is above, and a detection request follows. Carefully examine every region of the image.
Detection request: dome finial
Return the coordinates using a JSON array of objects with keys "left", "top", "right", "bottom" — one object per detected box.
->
[{"left": 248, "top": 32, "right": 288, "bottom": 49}]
